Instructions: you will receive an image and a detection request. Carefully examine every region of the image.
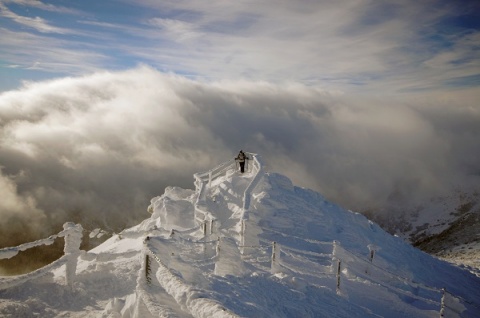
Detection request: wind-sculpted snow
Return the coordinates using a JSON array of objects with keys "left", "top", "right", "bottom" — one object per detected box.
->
[{"left": 1, "top": 157, "right": 480, "bottom": 317}]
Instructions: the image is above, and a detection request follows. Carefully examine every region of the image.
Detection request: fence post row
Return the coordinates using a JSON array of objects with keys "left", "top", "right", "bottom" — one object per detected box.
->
[{"left": 140, "top": 234, "right": 477, "bottom": 318}]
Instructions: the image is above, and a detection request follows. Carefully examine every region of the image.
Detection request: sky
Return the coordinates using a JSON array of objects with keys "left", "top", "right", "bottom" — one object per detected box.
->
[
  {"left": 0, "top": 0, "right": 479, "bottom": 248},
  {"left": 1, "top": 0, "right": 479, "bottom": 93}
]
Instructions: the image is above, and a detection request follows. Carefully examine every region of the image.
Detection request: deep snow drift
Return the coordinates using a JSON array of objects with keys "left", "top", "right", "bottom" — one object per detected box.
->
[{"left": 1, "top": 154, "right": 479, "bottom": 317}]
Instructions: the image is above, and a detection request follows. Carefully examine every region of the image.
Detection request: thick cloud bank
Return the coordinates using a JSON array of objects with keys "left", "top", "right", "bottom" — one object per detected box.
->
[{"left": 0, "top": 67, "right": 479, "bottom": 248}]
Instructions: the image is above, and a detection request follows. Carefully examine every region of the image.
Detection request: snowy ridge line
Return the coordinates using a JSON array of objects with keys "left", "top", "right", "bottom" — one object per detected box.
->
[
  {"left": 145, "top": 241, "right": 242, "bottom": 318},
  {"left": 0, "top": 256, "right": 67, "bottom": 290}
]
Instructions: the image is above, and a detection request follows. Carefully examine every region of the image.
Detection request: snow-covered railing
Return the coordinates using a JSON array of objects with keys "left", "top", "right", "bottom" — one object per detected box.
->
[
  {"left": 0, "top": 222, "right": 83, "bottom": 290},
  {"left": 143, "top": 238, "right": 241, "bottom": 318},
  {"left": 143, "top": 227, "right": 476, "bottom": 317},
  {"left": 241, "top": 153, "right": 262, "bottom": 213},
  {"left": 193, "top": 157, "right": 236, "bottom": 234},
  {"left": 193, "top": 157, "right": 236, "bottom": 202},
  {"left": 194, "top": 152, "right": 260, "bottom": 236},
  {"left": 0, "top": 256, "right": 67, "bottom": 291},
  {"left": 134, "top": 247, "right": 179, "bottom": 318},
  {"left": 233, "top": 153, "right": 263, "bottom": 248},
  {"left": 331, "top": 242, "right": 475, "bottom": 316}
]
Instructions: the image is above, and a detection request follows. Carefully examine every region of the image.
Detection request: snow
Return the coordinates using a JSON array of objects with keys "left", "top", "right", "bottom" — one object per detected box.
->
[{"left": 1, "top": 153, "right": 480, "bottom": 317}]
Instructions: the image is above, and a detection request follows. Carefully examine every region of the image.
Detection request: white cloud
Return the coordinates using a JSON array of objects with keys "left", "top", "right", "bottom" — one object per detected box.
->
[{"left": 0, "top": 67, "right": 479, "bottom": 249}]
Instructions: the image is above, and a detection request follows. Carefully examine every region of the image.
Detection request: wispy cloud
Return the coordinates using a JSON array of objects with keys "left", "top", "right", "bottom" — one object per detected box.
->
[
  {"left": 0, "top": 28, "right": 109, "bottom": 73},
  {"left": 2, "top": 0, "right": 80, "bottom": 14},
  {"left": 1, "top": 0, "right": 479, "bottom": 92},
  {"left": 0, "top": 1, "right": 74, "bottom": 34}
]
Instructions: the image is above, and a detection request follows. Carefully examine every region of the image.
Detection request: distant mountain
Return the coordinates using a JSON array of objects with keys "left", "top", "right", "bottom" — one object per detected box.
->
[
  {"left": 363, "top": 186, "right": 480, "bottom": 275},
  {"left": 1, "top": 154, "right": 479, "bottom": 317}
]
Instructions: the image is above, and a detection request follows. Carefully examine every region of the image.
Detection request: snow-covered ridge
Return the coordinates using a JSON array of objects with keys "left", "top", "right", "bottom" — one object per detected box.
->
[{"left": 1, "top": 154, "right": 480, "bottom": 317}]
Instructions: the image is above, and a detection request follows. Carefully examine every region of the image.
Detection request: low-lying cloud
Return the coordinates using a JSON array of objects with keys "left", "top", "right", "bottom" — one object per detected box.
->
[{"left": 0, "top": 67, "right": 479, "bottom": 250}]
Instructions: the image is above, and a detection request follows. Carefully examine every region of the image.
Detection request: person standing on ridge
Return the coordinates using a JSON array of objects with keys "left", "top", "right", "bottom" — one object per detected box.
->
[{"left": 235, "top": 150, "right": 249, "bottom": 173}]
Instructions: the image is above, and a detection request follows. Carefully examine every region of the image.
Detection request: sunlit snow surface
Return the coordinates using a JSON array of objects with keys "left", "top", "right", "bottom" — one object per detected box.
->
[{"left": 1, "top": 162, "right": 480, "bottom": 317}]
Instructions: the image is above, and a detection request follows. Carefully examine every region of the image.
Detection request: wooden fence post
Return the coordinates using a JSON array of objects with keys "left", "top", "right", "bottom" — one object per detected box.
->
[
  {"left": 63, "top": 223, "right": 83, "bottom": 289},
  {"left": 271, "top": 241, "right": 277, "bottom": 263},
  {"left": 210, "top": 219, "right": 214, "bottom": 235},
  {"left": 271, "top": 241, "right": 280, "bottom": 273},
  {"left": 336, "top": 260, "right": 342, "bottom": 294},
  {"left": 145, "top": 253, "right": 152, "bottom": 285}
]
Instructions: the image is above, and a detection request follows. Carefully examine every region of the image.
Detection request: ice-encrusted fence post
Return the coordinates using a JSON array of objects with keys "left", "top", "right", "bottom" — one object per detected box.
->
[
  {"left": 201, "top": 219, "right": 215, "bottom": 236},
  {"left": 270, "top": 241, "right": 281, "bottom": 274},
  {"left": 366, "top": 244, "right": 378, "bottom": 274},
  {"left": 332, "top": 240, "right": 342, "bottom": 294},
  {"left": 368, "top": 244, "right": 378, "bottom": 263},
  {"left": 240, "top": 219, "right": 246, "bottom": 254},
  {"left": 215, "top": 237, "right": 248, "bottom": 276},
  {"left": 63, "top": 222, "right": 83, "bottom": 289},
  {"left": 336, "top": 260, "right": 342, "bottom": 294},
  {"left": 144, "top": 237, "right": 152, "bottom": 286},
  {"left": 210, "top": 219, "right": 215, "bottom": 235}
]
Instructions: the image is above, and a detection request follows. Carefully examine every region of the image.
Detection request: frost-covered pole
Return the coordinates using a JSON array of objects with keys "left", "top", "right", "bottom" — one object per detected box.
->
[
  {"left": 367, "top": 244, "right": 379, "bottom": 263},
  {"left": 240, "top": 219, "right": 246, "bottom": 254},
  {"left": 332, "top": 241, "right": 342, "bottom": 294},
  {"left": 366, "top": 244, "right": 379, "bottom": 275},
  {"left": 210, "top": 219, "right": 215, "bottom": 235},
  {"left": 336, "top": 260, "right": 342, "bottom": 294},
  {"left": 63, "top": 222, "right": 83, "bottom": 289},
  {"left": 216, "top": 237, "right": 221, "bottom": 258},
  {"left": 270, "top": 241, "right": 280, "bottom": 274},
  {"left": 331, "top": 240, "right": 338, "bottom": 272}
]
